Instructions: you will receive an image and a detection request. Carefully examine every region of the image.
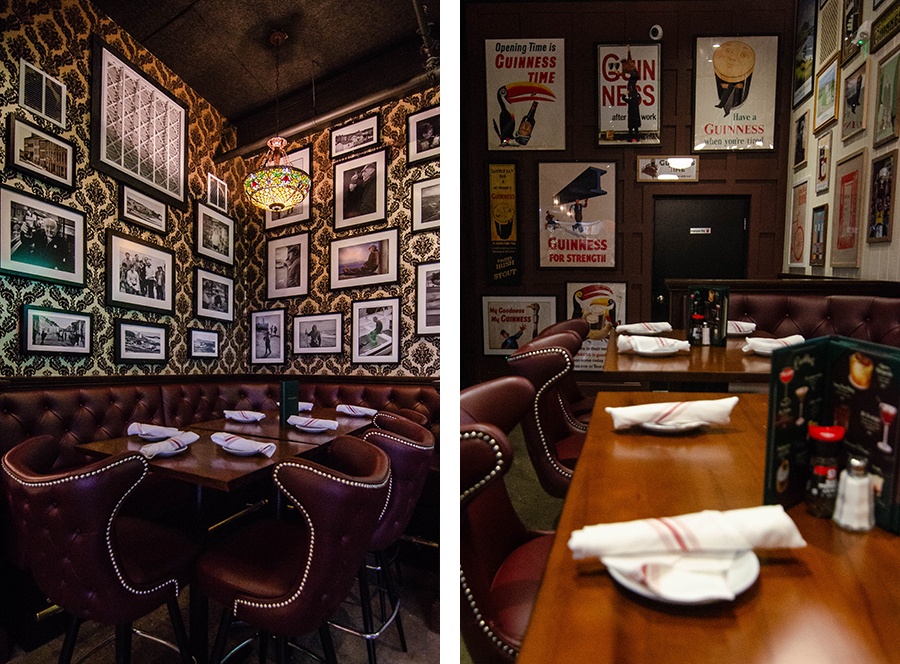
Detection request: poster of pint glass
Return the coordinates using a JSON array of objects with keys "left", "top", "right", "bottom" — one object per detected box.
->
[
  {"left": 485, "top": 38, "right": 566, "bottom": 150},
  {"left": 597, "top": 44, "right": 661, "bottom": 145},
  {"left": 538, "top": 162, "right": 616, "bottom": 268},
  {"left": 482, "top": 295, "right": 557, "bottom": 356},
  {"left": 566, "top": 282, "right": 626, "bottom": 371},
  {"left": 789, "top": 180, "right": 809, "bottom": 267},
  {"left": 693, "top": 36, "right": 778, "bottom": 151}
]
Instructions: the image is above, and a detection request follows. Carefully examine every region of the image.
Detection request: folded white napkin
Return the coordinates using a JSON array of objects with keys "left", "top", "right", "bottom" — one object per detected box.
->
[
  {"left": 616, "top": 321, "right": 673, "bottom": 335},
  {"left": 336, "top": 404, "right": 377, "bottom": 417},
  {"left": 616, "top": 336, "right": 690, "bottom": 354},
  {"left": 287, "top": 415, "right": 338, "bottom": 430},
  {"left": 727, "top": 320, "right": 757, "bottom": 335},
  {"left": 127, "top": 422, "right": 181, "bottom": 439},
  {"left": 139, "top": 432, "right": 199, "bottom": 459},
  {"left": 224, "top": 410, "right": 266, "bottom": 422},
  {"left": 742, "top": 335, "right": 805, "bottom": 354},
  {"left": 297, "top": 401, "right": 314, "bottom": 412},
  {"left": 605, "top": 396, "right": 738, "bottom": 429},
  {"left": 211, "top": 432, "right": 276, "bottom": 458}
]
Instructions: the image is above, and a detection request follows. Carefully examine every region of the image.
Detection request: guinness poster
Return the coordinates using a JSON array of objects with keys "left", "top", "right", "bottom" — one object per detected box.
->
[{"left": 488, "top": 163, "right": 521, "bottom": 284}]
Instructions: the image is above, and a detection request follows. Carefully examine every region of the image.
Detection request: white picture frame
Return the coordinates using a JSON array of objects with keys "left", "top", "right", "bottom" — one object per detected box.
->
[
  {"left": 266, "top": 233, "right": 309, "bottom": 299},
  {"left": 195, "top": 202, "right": 234, "bottom": 266},
  {"left": 412, "top": 177, "right": 440, "bottom": 231},
  {"left": 416, "top": 262, "right": 440, "bottom": 335}
]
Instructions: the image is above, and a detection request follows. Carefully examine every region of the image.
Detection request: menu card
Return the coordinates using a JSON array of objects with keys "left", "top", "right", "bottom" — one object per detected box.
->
[
  {"left": 685, "top": 285, "right": 728, "bottom": 347},
  {"left": 280, "top": 379, "right": 299, "bottom": 425}
]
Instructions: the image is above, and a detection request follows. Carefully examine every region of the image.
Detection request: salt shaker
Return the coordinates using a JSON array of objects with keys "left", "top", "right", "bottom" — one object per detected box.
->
[{"left": 833, "top": 456, "right": 875, "bottom": 532}]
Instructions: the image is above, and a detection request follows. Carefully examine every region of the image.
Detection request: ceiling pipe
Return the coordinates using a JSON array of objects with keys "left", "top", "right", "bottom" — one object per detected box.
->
[{"left": 412, "top": 0, "right": 439, "bottom": 79}]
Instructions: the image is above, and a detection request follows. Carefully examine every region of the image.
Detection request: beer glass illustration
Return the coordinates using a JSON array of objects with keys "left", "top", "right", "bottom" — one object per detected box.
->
[
  {"left": 712, "top": 41, "right": 755, "bottom": 116},
  {"left": 878, "top": 402, "right": 897, "bottom": 454}
]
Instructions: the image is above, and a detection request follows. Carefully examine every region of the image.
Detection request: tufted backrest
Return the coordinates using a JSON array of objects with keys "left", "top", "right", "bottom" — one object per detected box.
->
[{"left": 160, "top": 382, "right": 281, "bottom": 428}]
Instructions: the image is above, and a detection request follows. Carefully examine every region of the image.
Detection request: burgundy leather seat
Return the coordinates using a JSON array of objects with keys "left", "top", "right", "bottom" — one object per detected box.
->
[
  {"left": 460, "top": 376, "right": 554, "bottom": 664},
  {"left": 536, "top": 317, "right": 590, "bottom": 341},
  {"left": 196, "top": 435, "right": 391, "bottom": 664},
  {"left": 2, "top": 436, "right": 196, "bottom": 664}
]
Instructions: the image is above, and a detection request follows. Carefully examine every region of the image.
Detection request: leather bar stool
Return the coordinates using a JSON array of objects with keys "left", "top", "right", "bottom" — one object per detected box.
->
[{"left": 2, "top": 435, "right": 196, "bottom": 664}]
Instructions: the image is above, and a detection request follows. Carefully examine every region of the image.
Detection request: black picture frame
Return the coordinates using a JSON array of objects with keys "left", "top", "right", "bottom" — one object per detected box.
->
[
  {"left": 416, "top": 261, "right": 440, "bottom": 335},
  {"left": 250, "top": 308, "right": 286, "bottom": 365},
  {"left": 114, "top": 318, "right": 169, "bottom": 364},
  {"left": 331, "top": 114, "right": 381, "bottom": 160},
  {"left": 293, "top": 313, "right": 343, "bottom": 355},
  {"left": 119, "top": 185, "right": 167, "bottom": 234},
  {"left": 6, "top": 114, "right": 75, "bottom": 189},
  {"left": 21, "top": 304, "right": 92, "bottom": 356},
  {"left": 352, "top": 297, "right": 400, "bottom": 364},
  {"left": 334, "top": 149, "right": 387, "bottom": 229},
  {"left": 195, "top": 267, "right": 234, "bottom": 322},
  {"left": 105, "top": 229, "right": 176, "bottom": 315},
  {"left": 411, "top": 177, "right": 440, "bottom": 232},
  {"left": 407, "top": 105, "right": 440, "bottom": 165},
  {"left": 330, "top": 228, "right": 399, "bottom": 290},
  {"left": 266, "top": 233, "right": 309, "bottom": 300},
  {"left": 195, "top": 202, "right": 235, "bottom": 266},
  {"left": 188, "top": 328, "right": 220, "bottom": 359}
]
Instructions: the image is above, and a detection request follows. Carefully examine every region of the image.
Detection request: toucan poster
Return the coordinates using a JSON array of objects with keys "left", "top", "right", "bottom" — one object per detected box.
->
[{"left": 485, "top": 38, "right": 566, "bottom": 150}]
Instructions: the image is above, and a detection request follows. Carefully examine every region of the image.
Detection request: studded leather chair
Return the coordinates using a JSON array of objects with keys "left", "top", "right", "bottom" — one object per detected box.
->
[
  {"left": 535, "top": 317, "right": 590, "bottom": 341},
  {"left": 460, "top": 376, "right": 554, "bottom": 664},
  {"left": 2, "top": 435, "right": 196, "bottom": 664},
  {"left": 196, "top": 435, "right": 391, "bottom": 664}
]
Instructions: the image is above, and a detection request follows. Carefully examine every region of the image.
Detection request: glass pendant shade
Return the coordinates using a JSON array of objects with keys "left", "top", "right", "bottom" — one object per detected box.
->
[{"left": 243, "top": 136, "right": 311, "bottom": 211}]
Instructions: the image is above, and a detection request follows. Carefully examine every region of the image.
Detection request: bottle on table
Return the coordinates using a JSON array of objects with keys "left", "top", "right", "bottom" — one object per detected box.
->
[{"left": 805, "top": 425, "right": 844, "bottom": 518}]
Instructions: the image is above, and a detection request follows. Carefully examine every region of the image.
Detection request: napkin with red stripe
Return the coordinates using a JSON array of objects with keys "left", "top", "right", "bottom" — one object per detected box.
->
[
  {"left": 742, "top": 335, "right": 805, "bottom": 354},
  {"left": 605, "top": 396, "right": 738, "bottom": 429},
  {"left": 127, "top": 422, "right": 181, "bottom": 439},
  {"left": 336, "top": 404, "right": 377, "bottom": 417},
  {"left": 211, "top": 432, "right": 276, "bottom": 457},
  {"left": 616, "top": 321, "right": 673, "bottom": 335},
  {"left": 616, "top": 335, "right": 690, "bottom": 354},
  {"left": 286, "top": 415, "right": 338, "bottom": 430},
  {"left": 224, "top": 410, "right": 266, "bottom": 422},
  {"left": 727, "top": 320, "right": 757, "bottom": 335},
  {"left": 139, "top": 432, "right": 199, "bottom": 459}
]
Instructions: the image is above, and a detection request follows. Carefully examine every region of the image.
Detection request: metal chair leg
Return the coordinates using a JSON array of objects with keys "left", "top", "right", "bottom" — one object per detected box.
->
[
  {"left": 377, "top": 552, "right": 407, "bottom": 652},
  {"left": 115, "top": 623, "right": 132, "bottom": 664},
  {"left": 319, "top": 625, "right": 337, "bottom": 664},
  {"left": 210, "top": 609, "right": 235, "bottom": 664},
  {"left": 258, "top": 631, "right": 269, "bottom": 664},
  {"left": 357, "top": 571, "right": 378, "bottom": 664},
  {"left": 166, "top": 597, "right": 193, "bottom": 664},
  {"left": 58, "top": 616, "right": 83, "bottom": 664}
]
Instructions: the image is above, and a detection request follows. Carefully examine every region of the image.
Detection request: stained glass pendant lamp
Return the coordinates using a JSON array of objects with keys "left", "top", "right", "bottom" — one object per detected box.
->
[{"left": 244, "top": 31, "right": 311, "bottom": 212}]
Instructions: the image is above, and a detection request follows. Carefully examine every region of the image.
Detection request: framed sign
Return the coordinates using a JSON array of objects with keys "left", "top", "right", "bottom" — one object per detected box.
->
[
  {"left": 793, "top": 0, "right": 818, "bottom": 106},
  {"left": 841, "top": 58, "right": 868, "bottom": 140},
  {"left": 188, "top": 329, "right": 220, "bottom": 359},
  {"left": 566, "top": 282, "right": 626, "bottom": 372},
  {"left": 814, "top": 56, "right": 840, "bottom": 132},
  {"left": 407, "top": 105, "right": 440, "bottom": 165},
  {"left": 334, "top": 149, "right": 386, "bottom": 229},
  {"left": 21, "top": 304, "right": 91, "bottom": 356},
  {"left": 868, "top": 149, "right": 896, "bottom": 242},
  {"left": 873, "top": 0, "right": 900, "bottom": 53},
  {"left": 106, "top": 230, "right": 175, "bottom": 315},
  {"left": 331, "top": 115, "right": 379, "bottom": 160},
  {"left": 693, "top": 36, "right": 778, "bottom": 151},
  {"left": 114, "top": 319, "right": 168, "bottom": 364},
  {"left": 636, "top": 156, "right": 698, "bottom": 182},
  {"left": 416, "top": 261, "right": 440, "bottom": 335},
  {"left": 250, "top": 309, "right": 285, "bottom": 365},
  {"left": 330, "top": 228, "right": 399, "bottom": 290},
  {"left": 265, "top": 146, "right": 312, "bottom": 229},
  {"left": 810, "top": 204, "right": 829, "bottom": 266},
  {"left": 789, "top": 180, "right": 810, "bottom": 267},
  {"left": 597, "top": 44, "right": 661, "bottom": 145},
  {"left": 352, "top": 298, "right": 400, "bottom": 364},
  {"left": 794, "top": 112, "right": 809, "bottom": 170},
  {"left": 6, "top": 114, "right": 74, "bottom": 189},
  {"left": 294, "top": 313, "right": 342, "bottom": 355},
  {"left": 831, "top": 147, "right": 867, "bottom": 267},
  {"left": 266, "top": 233, "right": 309, "bottom": 299},
  {"left": 195, "top": 202, "right": 234, "bottom": 266},
  {"left": 841, "top": 0, "right": 862, "bottom": 65},
  {"left": 482, "top": 295, "right": 557, "bottom": 356},
  {"left": 195, "top": 267, "right": 233, "bottom": 322},
  {"left": 488, "top": 163, "right": 521, "bottom": 284},
  {"left": 874, "top": 44, "right": 900, "bottom": 147},
  {"left": 816, "top": 131, "right": 833, "bottom": 194},
  {"left": 411, "top": 177, "right": 440, "bottom": 231}
]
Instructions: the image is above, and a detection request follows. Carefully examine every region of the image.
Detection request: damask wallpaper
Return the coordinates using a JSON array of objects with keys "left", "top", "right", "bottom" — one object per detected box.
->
[{"left": 0, "top": 0, "right": 440, "bottom": 379}]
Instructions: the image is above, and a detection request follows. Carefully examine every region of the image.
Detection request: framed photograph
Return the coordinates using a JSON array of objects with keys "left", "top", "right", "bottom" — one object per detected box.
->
[
  {"left": 416, "top": 261, "right": 440, "bottom": 335},
  {"left": 412, "top": 177, "right": 440, "bottom": 231},
  {"left": 90, "top": 36, "right": 188, "bottom": 210},
  {"left": 330, "top": 228, "right": 399, "bottom": 290},
  {"left": 817, "top": 0, "right": 842, "bottom": 65},
  {"left": 18, "top": 59, "right": 66, "bottom": 128},
  {"left": 331, "top": 115, "right": 380, "bottom": 159},
  {"left": 873, "top": 0, "right": 900, "bottom": 53},
  {"left": 794, "top": 111, "right": 809, "bottom": 170},
  {"left": 831, "top": 147, "right": 867, "bottom": 267},
  {"left": 195, "top": 267, "right": 234, "bottom": 322},
  {"left": 119, "top": 186, "right": 167, "bottom": 233},
  {"left": 352, "top": 297, "right": 400, "bottom": 364},
  {"left": 294, "top": 312, "right": 343, "bottom": 354},
  {"left": 636, "top": 156, "right": 698, "bottom": 182},
  {"left": 6, "top": 114, "right": 74, "bottom": 189},
  {"left": 868, "top": 149, "right": 897, "bottom": 242},
  {"left": 266, "top": 232, "right": 309, "bottom": 299},
  {"left": 841, "top": 0, "right": 862, "bottom": 65},
  {"left": 0, "top": 185, "right": 85, "bottom": 287},
  {"left": 693, "top": 36, "right": 778, "bottom": 151},
  {"left": 114, "top": 319, "right": 168, "bottom": 364},
  {"left": 816, "top": 131, "right": 833, "bottom": 193},
  {"left": 195, "top": 202, "right": 234, "bottom": 266},
  {"left": 793, "top": 0, "right": 818, "bottom": 107},
  {"left": 789, "top": 180, "right": 810, "bottom": 267},
  {"left": 482, "top": 295, "right": 557, "bottom": 356},
  {"left": 106, "top": 230, "right": 175, "bottom": 315},
  {"left": 810, "top": 204, "right": 829, "bottom": 266},
  {"left": 21, "top": 304, "right": 91, "bottom": 356},
  {"left": 334, "top": 149, "right": 386, "bottom": 229},
  {"left": 597, "top": 44, "right": 661, "bottom": 145},
  {"left": 188, "top": 328, "right": 220, "bottom": 359},
  {"left": 814, "top": 56, "right": 840, "bottom": 132},
  {"left": 250, "top": 308, "right": 285, "bottom": 364},
  {"left": 841, "top": 58, "right": 868, "bottom": 140},
  {"left": 207, "top": 173, "right": 228, "bottom": 213},
  {"left": 265, "top": 146, "right": 311, "bottom": 229},
  {"left": 874, "top": 44, "right": 900, "bottom": 146},
  {"left": 407, "top": 105, "right": 440, "bottom": 165}
]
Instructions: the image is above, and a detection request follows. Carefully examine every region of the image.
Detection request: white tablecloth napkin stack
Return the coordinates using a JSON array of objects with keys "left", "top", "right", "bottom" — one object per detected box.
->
[
  {"left": 616, "top": 336, "right": 690, "bottom": 354},
  {"left": 742, "top": 335, "right": 805, "bottom": 354},
  {"left": 605, "top": 396, "right": 739, "bottom": 429},
  {"left": 211, "top": 432, "right": 276, "bottom": 458},
  {"left": 727, "top": 320, "right": 757, "bottom": 335},
  {"left": 224, "top": 410, "right": 266, "bottom": 422},
  {"left": 287, "top": 415, "right": 339, "bottom": 430},
  {"left": 616, "top": 322, "right": 673, "bottom": 335},
  {"left": 139, "top": 432, "right": 199, "bottom": 459},
  {"left": 336, "top": 404, "right": 377, "bottom": 417},
  {"left": 127, "top": 422, "right": 181, "bottom": 439}
]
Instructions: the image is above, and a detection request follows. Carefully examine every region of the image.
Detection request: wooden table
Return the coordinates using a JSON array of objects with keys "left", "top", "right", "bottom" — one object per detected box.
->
[
  {"left": 189, "top": 407, "right": 370, "bottom": 446},
  {"left": 518, "top": 391, "right": 900, "bottom": 664}
]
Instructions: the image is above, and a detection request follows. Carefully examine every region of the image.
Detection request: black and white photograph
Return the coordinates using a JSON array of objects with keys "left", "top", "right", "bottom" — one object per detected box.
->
[
  {"left": 195, "top": 267, "right": 234, "bottom": 322},
  {"left": 330, "top": 115, "right": 380, "bottom": 159},
  {"left": 7, "top": 114, "right": 75, "bottom": 189},
  {"left": 250, "top": 308, "right": 285, "bottom": 364},
  {"left": 407, "top": 105, "right": 440, "bottom": 164},
  {"left": 294, "top": 312, "right": 343, "bottom": 354},
  {"left": 334, "top": 149, "right": 387, "bottom": 229},
  {"left": 412, "top": 177, "right": 440, "bottom": 231},
  {"left": 352, "top": 298, "right": 399, "bottom": 364},
  {"left": 267, "top": 233, "right": 308, "bottom": 299},
  {"left": 265, "top": 146, "right": 312, "bottom": 229},
  {"left": 114, "top": 319, "right": 168, "bottom": 364},
  {"left": 119, "top": 185, "right": 167, "bottom": 233},
  {"left": 195, "top": 202, "right": 234, "bottom": 265},
  {"left": 189, "top": 328, "right": 220, "bottom": 359},
  {"left": 19, "top": 59, "right": 66, "bottom": 128},
  {"left": 21, "top": 304, "right": 91, "bottom": 356},
  {"left": 207, "top": 172, "right": 228, "bottom": 213},
  {"left": 1, "top": 185, "right": 84, "bottom": 287},
  {"left": 416, "top": 262, "right": 440, "bottom": 335},
  {"left": 106, "top": 230, "right": 175, "bottom": 315},
  {"left": 330, "top": 228, "right": 398, "bottom": 290}
]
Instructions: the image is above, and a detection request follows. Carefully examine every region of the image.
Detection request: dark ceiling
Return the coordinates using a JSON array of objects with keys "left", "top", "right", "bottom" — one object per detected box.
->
[{"left": 93, "top": 0, "right": 441, "bottom": 153}]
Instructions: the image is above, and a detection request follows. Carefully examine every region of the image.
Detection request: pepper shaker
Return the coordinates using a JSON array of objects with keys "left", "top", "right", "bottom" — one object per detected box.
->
[{"left": 833, "top": 456, "right": 875, "bottom": 532}]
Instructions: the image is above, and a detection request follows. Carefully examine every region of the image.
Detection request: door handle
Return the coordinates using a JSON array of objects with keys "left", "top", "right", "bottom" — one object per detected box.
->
[{"left": 656, "top": 295, "right": 665, "bottom": 304}]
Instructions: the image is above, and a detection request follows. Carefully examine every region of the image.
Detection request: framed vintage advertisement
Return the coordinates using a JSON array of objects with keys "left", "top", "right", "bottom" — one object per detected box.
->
[
  {"left": 250, "top": 309, "right": 285, "bottom": 365},
  {"left": 841, "top": 0, "right": 862, "bottom": 65},
  {"left": 331, "top": 115, "right": 379, "bottom": 160},
  {"left": 352, "top": 298, "right": 400, "bottom": 364},
  {"left": 114, "top": 319, "right": 168, "bottom": 364},
  {"left": 195, "top": 267, "right": 233, "bottom": 322},
  {"left": 416, "top": 261, "right": 440, "bottom": 335},
  {"left": 266, "top": 232, "right": 309, "bottom": 299},
  {"left": 488, "top": 163, "right": 521, "bottom": 284},
  {"left": 793, "top": 0, "right": 818, "bottom": 106},
  {"left": 188, "top": 328, "right": 220, "bottom": 359},
  {"left": 482, "top": 295, "right": 557, "bottom": 356},
  {"left": 868, "top": 149, "right": 897, "bottom": 242},
  {"left": 119, "top": 186, "right": 166, "bottom": 234},
  {"left": 636, "top": 156, "right": 698, "bottom": 182},
  {"left": 334, "top": 149, "right": 386, "bottom": 229},
  {"left": 841, "top": 58, "right": 868, "bottom": 140},
  {"left": 810, "top": 204, "right": 829, "bottom": 266},
  {"left": 407, "top": 105, "right": 440, "bottom": 165},
  {"left": 789, "top": 180, "right": 810, "bottom": 267},
  {"left": 106, "top": 230, "right": 175, "bottom": 315},
  {"left": 794, "top": 111, "right": 809, "bottom": 170},
  {"left": 597, "top": 44, "right": 661, "bottom": 145},
  {"left": 831, "top": 147, "right": 867, "bottom": 267},
  {"left": 814, "top": 56, "right": 840, "bottom": 132},
  {"left": 265, "top": 146, "right": 312, "bottom": 229},
  {"left": 0, "top": 185, "right": 85, "bottom": 287},
  {"left": 90, "top": 36, "right": 187, "bottom": 210},
  {"left": 816, "top": 131, "right": 833, "bottom": 193},
  {"left": 872, "top": 0, "right": 900, "bottom": 52},
  {"left": 330, "top": 228, "right": 399, "bottom": 290},
  {"left": 693, "top": 36, "right": 778, "bottom": 151},
  {"left": 206, "top": 173, "right": 228, "bottom": 213},
  {"left": 485, "top": 38, "right": 565, "bottom": 150},
  {"left": 412, "top": 177, "right": 440, "bottom": 231},
  {"left": 6, "top": 114, "right": 74, "bottom": 189},
  {"left": 294, "top": 312, "right": 343, "bottom": 355},
  {"left": 21, "top": 304, "right": 91, "bottom": 356},
  {"left": 567, "top": 282, "right": 626, "bottom": 371},
  {"left": 874, "top": 45, "right": 900, "bottom": 147},
  {"left": 538, "top": 162, "right": 616, "bottom": 268},
  {"left": 195, "top": 202, "right": 234, "bottom": 266}
]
